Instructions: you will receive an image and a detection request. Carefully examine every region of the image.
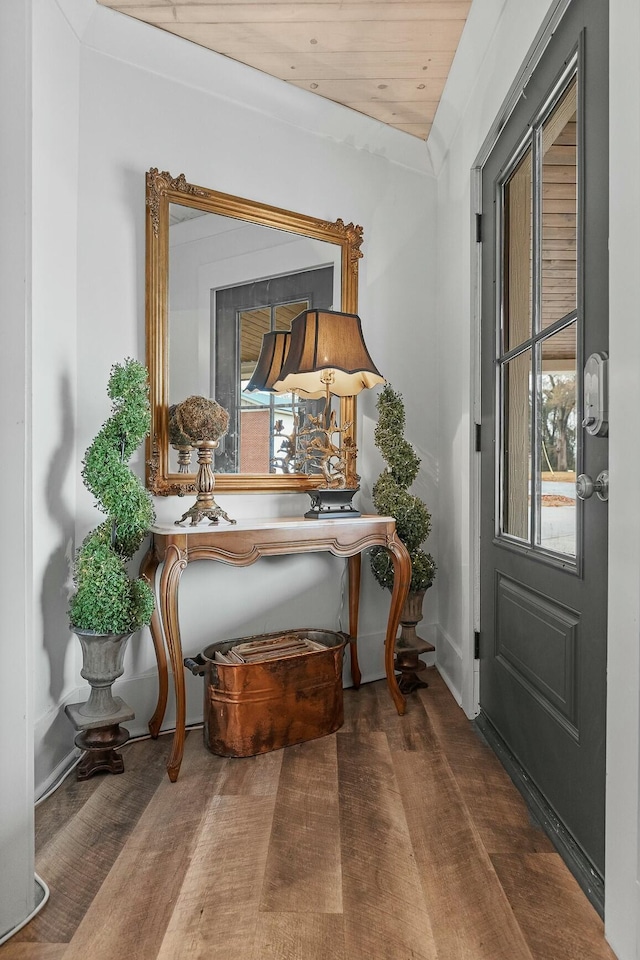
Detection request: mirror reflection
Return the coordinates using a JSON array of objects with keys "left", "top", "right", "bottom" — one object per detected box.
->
[{"left": 168, "top": 205, "right": 340, "bottom": 476}]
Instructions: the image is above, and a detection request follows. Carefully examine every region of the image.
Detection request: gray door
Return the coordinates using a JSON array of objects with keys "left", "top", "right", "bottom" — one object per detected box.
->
[{"left": 480, "top": 0, "right": 609, "bottom": 884}]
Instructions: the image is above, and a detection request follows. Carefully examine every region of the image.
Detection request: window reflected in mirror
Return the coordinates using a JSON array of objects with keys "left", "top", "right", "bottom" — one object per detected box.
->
[
  {"left": 211, "top": 267, "right": 334, "bottom": 475},
  {"left": 166, "top": 207, "right": 339, "bottom": 478},
  {"left": 238, "top": 302, "right": 305, "bottom": 475}
]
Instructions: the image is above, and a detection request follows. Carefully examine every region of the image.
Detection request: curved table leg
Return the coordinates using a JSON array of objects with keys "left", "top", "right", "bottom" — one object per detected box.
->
[
  {"left": 159, "top": 543, "right": 188, "bottom": 782},
  {"left": 139, "top": 547, "right": 167, "bottom": 738},
  {"left": 347, "top": 554, "right": 362, "bottom": 689},
  {"left": 385, "top": 533, "right": 411, "bottom": 716}
]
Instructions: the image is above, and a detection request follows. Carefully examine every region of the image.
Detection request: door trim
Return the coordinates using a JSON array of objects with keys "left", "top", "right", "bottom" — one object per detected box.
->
[
  {"left": 473, "top": 0, "right": 608, "bottom": 903},
  {"left": 473, "top": 0, "right": 574, "bottom": 171},
  {"left": 468, "top": 0, "right": 584, "bottom": 719}
]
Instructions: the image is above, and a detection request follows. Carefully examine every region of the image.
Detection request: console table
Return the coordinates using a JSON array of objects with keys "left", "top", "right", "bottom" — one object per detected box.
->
[{"left": 140, "top": 515, "right": 411, "bottom": 781}]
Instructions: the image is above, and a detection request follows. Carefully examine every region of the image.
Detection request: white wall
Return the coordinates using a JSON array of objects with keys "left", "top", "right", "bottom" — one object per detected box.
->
[
  {"left": 429, "top": 0, "right": 563, "bottom": 710},
  {"left": 31, "top": 0, "right": 82, "bottom": 796},
  {"left": 431, "top": 0, "right": 640, "bottom": 955},
  {"left": 30, "top": 0, "right": 439, "bottom": 792},
  {"left": 0, "top": 0, "right": 36, "bottom": 938}
]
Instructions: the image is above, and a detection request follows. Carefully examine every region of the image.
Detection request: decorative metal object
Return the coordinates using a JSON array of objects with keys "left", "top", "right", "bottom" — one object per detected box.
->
[
  {"left": 296, "top": 408, "right": 353, "bottom": 487},
  {"left": 175, "top": 439, "right": 236, "bottom": 526},
  {"left": 304, "top": 486, "right": 360, "bottom": 519},
  {"left": 271, "top": 418, "right": 298, "bottom": 474},
  {"left": 173, "top": 445, "right": 194, "bottom": 473},
  {"left": 171, "top": 396, "right": 236, "bottom": 526},
  {"left": 186, "top": 629, "right": 347, "bottom": 757},
  {"left": 272, "top": 309, "right": 385, "bottom": 518}
]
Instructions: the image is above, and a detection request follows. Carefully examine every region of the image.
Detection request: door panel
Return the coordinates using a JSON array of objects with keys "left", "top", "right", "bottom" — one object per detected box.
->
[
  {"left": 495, "top": 573, "right": 579, "bottom": 734},
  {"left": 480, "top": 0, "right": 608, "bottom": 877}
]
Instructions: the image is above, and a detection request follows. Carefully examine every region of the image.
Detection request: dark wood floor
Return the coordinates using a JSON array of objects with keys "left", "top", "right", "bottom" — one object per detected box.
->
[{"left": 2, "top": 669, "right": 617, "bottom": 960}]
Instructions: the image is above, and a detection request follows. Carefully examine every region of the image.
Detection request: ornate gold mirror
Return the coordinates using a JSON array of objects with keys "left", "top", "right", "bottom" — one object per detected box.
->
[{"left": 145, "top": 168, "right": 363, "bottom": 496}]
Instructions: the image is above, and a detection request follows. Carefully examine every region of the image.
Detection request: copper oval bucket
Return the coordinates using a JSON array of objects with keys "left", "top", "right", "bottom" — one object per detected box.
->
[{"left": 189, "top": 629, "right": 347, "bottom": 757}]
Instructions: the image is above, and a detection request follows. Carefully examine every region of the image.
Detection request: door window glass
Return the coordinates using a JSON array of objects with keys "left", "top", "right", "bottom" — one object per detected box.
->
[
  {"left": 497, "top": 64, "right": 579, "bottom": 562},
  {"left": 541, "top": 78, "right": 578, "bottom": 330},
  {"left": 537, "top": 322, "right": 577, "bottom": 555},
  {"left": 501, "top": 349, "right": 532, "bottom": 542},
  {"left": 503, "top": 147, "right": 533, "bottom": 352}
]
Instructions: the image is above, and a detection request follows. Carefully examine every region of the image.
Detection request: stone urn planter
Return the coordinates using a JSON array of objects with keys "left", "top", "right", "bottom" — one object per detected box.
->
[
  {"left": 74, "top": 629, "right": 132, "bottom": 718},
  {"left": 394, "top": 586, "right": 435, "bottom": 694},
  {"left": 65, "top": 629, "right": 135, "bottom": 781}
]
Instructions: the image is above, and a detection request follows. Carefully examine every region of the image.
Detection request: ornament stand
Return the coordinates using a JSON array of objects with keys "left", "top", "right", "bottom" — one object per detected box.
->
[
  {"left": 174, "top": 440, "right": 236, "bottom": 526},
  {"left": 394, "top": 588, "right": 435, "bottom": 694}
]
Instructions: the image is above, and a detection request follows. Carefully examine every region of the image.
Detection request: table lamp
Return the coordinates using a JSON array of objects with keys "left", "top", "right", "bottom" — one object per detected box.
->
[
  {"left": 245, "top": 330, "right": 292, "bottom": 394},
  {"left": 272, "top": 308, "right": 385, "bottom": 518}
]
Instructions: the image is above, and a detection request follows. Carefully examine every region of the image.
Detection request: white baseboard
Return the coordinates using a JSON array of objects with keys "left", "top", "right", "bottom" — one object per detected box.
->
[
  {"left": 34, "top": 692, "right": 82, "bottom": 801},
  {"left": 434, "top": 623, "right": 463, "bottom": 706}
]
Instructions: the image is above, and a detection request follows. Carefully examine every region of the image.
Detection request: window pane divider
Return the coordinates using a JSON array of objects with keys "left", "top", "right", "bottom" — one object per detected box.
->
[{"left": 496, "top": 61, "right": 580, "bottom": 559}]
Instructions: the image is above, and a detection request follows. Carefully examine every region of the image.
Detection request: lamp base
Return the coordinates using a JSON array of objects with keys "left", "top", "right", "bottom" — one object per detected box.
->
[{"left": 305, "top": 487, "right": 360, "bottom": 519}]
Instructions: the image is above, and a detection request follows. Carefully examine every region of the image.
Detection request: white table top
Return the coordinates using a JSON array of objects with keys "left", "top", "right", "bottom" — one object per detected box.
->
[{"left": 150, "top": 515, "right": 394, "bottom": 536}]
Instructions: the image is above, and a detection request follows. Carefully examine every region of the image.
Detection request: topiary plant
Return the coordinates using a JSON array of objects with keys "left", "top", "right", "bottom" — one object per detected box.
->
[
  {"left": 370, "top": 384, "right": 436, "bottom": 593},
  {"left": 69, "top": 359, "right": 156, "bottom": 635}
]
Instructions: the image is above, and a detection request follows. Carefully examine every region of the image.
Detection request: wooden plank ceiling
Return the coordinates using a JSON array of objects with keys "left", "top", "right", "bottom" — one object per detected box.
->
[{"left": 96, "top": 0, "right": 472, "bottom": 141}]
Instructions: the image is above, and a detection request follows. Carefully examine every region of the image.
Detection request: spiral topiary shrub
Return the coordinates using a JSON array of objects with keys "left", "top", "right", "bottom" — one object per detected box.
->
[
  {"left": 370, "top": 385, "right": 436, "bottom": 593},
  {"left": 69, "top": 359, "right": 156, "bottom": 634}
]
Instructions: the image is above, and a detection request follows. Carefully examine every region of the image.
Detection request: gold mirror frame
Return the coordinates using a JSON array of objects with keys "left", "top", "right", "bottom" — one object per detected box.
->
[{"left": 145, "top": 168, "right": 363, "bottom": 496}]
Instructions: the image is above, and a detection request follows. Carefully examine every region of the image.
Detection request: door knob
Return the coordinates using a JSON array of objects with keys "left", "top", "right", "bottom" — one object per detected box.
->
[{"left": 576, "top": 470, "right": 609, "bottom": 502}]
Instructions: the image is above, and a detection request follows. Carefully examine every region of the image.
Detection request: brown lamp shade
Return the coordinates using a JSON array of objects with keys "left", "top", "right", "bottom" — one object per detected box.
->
[
  {"left": 273, "top": 309, "right": 385, "bottom": 397},
  {"left": 245, "top": 331, "right": 290, "bottom": 392},
  {"left": 245, "top": 328, "right": 325, "bottom": 398}
]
